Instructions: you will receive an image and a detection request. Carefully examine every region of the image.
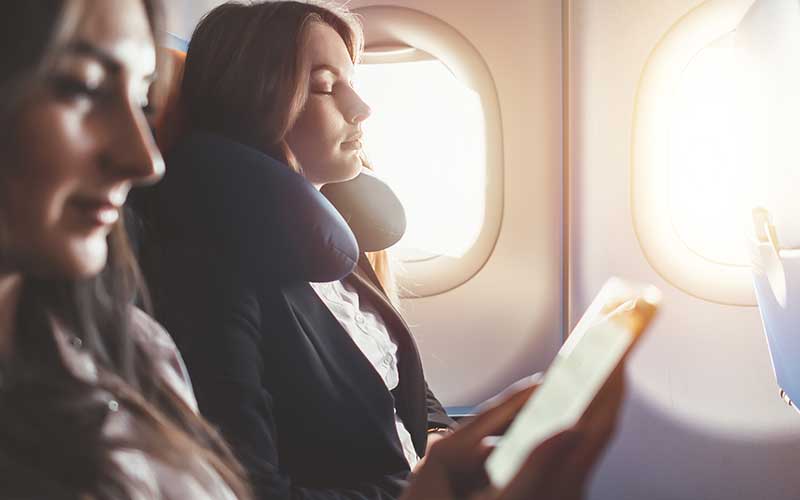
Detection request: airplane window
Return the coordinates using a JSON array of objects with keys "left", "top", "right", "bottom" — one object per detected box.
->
[
  {"left": 353, "top": 6, "right": 503, "bottom": 298},
  {"left": 668, "top": 32, "right": 761, "bottom": 267},
  {"left": 356, "top": 58, "right": 486, "bottom": 261},
  {"left": 632, "top": 0, "right": 757, "bottom": 305}
]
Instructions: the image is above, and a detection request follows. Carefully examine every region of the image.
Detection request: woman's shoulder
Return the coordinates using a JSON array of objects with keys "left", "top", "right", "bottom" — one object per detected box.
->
[
  {"left": 129, "top": 307, "right": 179, "bottom": 353},
  {"left": 128, "top": 307, "right": 198, "bottom": 412}
]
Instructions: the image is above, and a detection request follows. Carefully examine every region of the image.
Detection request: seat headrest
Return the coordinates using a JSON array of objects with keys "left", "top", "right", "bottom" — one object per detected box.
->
[
  {"left": 154, "top": 131, "right": 359, "bottom": 283},
  {"left": 321, "top": 170, "right": 406, "bottom": 252},
  {"left": 153, "top": 49, "right": 188, "bottom": 154}
]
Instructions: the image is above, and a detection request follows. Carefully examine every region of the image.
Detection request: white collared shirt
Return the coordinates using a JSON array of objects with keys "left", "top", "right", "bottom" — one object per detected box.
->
[{"left": 310, "top": 280, "right": 420, "bottom": 469}]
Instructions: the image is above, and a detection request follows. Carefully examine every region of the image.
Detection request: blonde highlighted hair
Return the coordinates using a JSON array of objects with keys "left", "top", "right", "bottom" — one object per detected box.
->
[
  {"left": 360, "top": 154, "right": 401, "bottom": 306},
  {"left": 366, "top": 249, "right": 399, "bottom": 305}
]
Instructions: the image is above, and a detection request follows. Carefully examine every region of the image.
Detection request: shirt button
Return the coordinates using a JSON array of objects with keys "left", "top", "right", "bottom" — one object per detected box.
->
[
  {"left": 356, "top": 315, "right": 365, "bottom": 325},
  {"left": 69, "top": 336, "right": 83, "bottom": 349},
  {"left": 107, "top": 399, "right": 120, "bottom": 412}
]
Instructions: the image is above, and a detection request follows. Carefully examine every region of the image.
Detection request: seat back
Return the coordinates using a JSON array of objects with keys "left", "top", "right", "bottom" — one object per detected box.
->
[
  {"left": 751, "top": 207, "right": 800, "bottom": 410},
  {"left": 153, "top": 48, "right": 188, "bottom": 154}
]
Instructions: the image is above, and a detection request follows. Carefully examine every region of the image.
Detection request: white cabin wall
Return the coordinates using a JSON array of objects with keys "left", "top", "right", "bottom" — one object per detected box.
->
[
  {"left": 162, "top": 0, "right": 224, "bottom": 40},
  {"left": 569, "top": 0, "right": 800, "bottom": 498}
]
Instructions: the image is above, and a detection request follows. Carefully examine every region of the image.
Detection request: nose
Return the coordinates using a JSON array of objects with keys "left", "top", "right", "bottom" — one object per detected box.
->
[
  {"left": 345, "top": 89, "right": 372, "bottom": 125},
  {"left": 105, "top": 98, "right": 165, "bottom": 186}
]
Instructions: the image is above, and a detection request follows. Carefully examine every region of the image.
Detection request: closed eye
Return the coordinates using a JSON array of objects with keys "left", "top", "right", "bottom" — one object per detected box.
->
[
  {"left": 51, "top": 75, "right": 104, "bottom": 101},
  {"left": 311, "top": 82, "right": 334, "bottom": 95},
  {"left": 141, "top": 99, "right": 156, "bottom": 117}
]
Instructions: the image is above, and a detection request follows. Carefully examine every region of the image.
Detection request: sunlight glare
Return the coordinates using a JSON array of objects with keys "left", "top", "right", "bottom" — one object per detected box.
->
[
  {"left": 669, "top": 35, "right": 764, "bottom": 266},
  {"left": 356, "top": 60, "right": 486, "bottom": 259}
]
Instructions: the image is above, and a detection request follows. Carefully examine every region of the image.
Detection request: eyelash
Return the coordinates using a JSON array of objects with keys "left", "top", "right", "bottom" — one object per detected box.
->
[
  {"left": 140, "top": 97, "right": 155, "bottom": 116},
  {"left": 51, "top": 76, "right": 103, "bottom": 101},
  {"left": 51, "top": 75, "right": 155, "bottom": 115}
]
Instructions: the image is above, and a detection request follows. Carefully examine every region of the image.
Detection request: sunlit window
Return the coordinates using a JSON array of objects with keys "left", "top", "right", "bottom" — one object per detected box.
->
[
  {"left": 631, "top": 0, "right": 760, "bottom": 305},
  {"left": 356, "top": 58, "right": 486, "bottom": 261},
  {"left": 669, "top": 33, "right": 763, "bottom": 266}
]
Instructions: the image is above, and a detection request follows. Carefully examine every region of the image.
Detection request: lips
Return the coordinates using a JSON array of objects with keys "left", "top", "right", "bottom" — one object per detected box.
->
[
  {"left": 341, "top": 140, "right": 362, "bottom": 151},
  {"left": 71, "top": 197, "right": 122, "bottom": 227},
  {"left": 341, "top": 132, "right": 363, "bottom": 151}
]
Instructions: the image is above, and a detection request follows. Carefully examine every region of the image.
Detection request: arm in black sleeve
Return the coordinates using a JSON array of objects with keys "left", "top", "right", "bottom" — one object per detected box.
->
[
  {"left": 423, "top": 382, "right": 457, "bottom": 431},
  {"left": 183, "top": 289, "right": 408, "bottom": 500}
]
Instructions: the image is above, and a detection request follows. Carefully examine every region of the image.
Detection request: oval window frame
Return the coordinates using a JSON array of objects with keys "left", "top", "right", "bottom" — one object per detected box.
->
[
  {"left": 632, "top": 0, "right": 757, "bottom": 306},
  {"left": 354, "top": 6, "right": 504, "bottom": 298}
]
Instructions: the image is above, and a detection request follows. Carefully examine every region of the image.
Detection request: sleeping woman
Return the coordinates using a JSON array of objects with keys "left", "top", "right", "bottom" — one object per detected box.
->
[{"left": 140, "top": 1, "right": 454, "bottom": 498}]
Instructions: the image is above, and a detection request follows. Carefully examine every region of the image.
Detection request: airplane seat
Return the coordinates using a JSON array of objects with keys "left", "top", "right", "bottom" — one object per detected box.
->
[
  {"left": 124, "top": 48, "right": 188, "bottom": 301},
  {"left": 750, "top": 207, "right": 800, "bottom": 413},
  {"left": 153, "top": 48, "right": 188, "bottom": 154}
]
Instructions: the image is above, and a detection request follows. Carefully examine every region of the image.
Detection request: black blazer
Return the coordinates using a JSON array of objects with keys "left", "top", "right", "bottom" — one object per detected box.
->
[
  {"left": 153, "top": 250, "right": 454, "bottom": 499},
  {"left": 137, "top": 132, "right": 454, "bottom": 498}
]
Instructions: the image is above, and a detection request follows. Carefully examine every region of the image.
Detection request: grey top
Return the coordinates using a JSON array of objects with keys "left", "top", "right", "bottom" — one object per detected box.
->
[{"left": 53, "top": 308, "right": 239, "bottom": 500}]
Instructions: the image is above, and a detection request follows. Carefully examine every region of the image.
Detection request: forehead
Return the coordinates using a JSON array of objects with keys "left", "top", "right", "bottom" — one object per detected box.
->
[
  {"left": 305, "top": 22, "right": 353, "bottom": 77},
  {"left": 70, "top": 0, "right": 156, "bottom": 75}
]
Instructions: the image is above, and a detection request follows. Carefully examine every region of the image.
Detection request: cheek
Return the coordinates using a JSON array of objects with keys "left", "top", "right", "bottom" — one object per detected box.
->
[
  {"left": 11, "top": 105, "right": 85, "bottom": 227},
  {"left": 2, "top": 102, "right": 106, "bottom": 277},
  {"left": 286, "top": 101, "right": 359, "bottom": 186},
  {"left": 290, "top": 101, "right": 342, "bottom": 157}
]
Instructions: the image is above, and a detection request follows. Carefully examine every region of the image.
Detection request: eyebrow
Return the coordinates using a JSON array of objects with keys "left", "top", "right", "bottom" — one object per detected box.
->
[
  {"left": 311, "top": 64, "right": 342, "bottom": 77},
  {"left": 310, "top": 63, "right": 355, "bottom": 81},
  {"left": 65, "top": 39, "right": 157, "bottom": 83}
]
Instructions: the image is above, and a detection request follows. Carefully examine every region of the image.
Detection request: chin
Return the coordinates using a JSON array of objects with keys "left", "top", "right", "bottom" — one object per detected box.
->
[
  {"left": 337, "top": 159, "right": 363, "bottom": 183},
  {"left": 313, "top": 164, "right": 361, "bottom": 186},
  {"left": 64, "top": 237, "right": 109, "bottom": 278},
  {"left": 343, "top": 166, "right": 361, "bottom": 182},
  {"left": 304, "top": 155, "right": 364, "bottom": 186}
]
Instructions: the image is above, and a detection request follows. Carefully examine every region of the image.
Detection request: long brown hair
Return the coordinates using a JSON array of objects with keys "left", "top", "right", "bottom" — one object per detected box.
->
[
  {"left": 183, "top": 1, "right": 398, "bottom": 296},
  {"left": 360, "top": 156, "right": 400, "bottom": 304},
  {"left": 182, "top": 0, "right": 363, "bottom": 170},
  {"left": 0, "top": 2, "right": 251, "bottom": 498}
]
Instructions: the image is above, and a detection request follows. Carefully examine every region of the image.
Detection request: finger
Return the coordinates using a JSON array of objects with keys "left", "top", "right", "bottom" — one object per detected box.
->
[
  {"left": 416, "top": 389, "right": 537, "bottom": 498},
  {"left": 496, "top": 430, "right": 583, "bottom": 500},
  {"left": 568, "top": 411, "right": 622, "bottom": 478},
  {"left": 568, "top": 365, "right": 627, "bottom": 475},
  {"left": 580, "top": 363, "right": 626, "bottom": 432},
  {"left": 477, "top": 373, "right": 544, "bottom": 412},
  {"left": 453, "top": 384, "right": 537, "bottom": 449}
]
